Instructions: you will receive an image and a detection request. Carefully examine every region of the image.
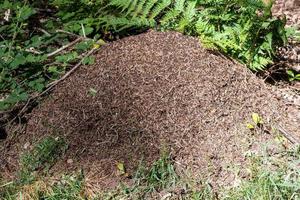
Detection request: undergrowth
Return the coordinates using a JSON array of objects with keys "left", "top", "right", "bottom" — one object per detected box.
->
[
  {"left": 224, "top": 146, "right": 300, "bottom": 200},
  {"left": 2, "top": 138, "right": 300, "bottom": 199},
  {"left": 0, "top": 0, "right": 298, "bottom": 112},
  {"left": 19, "top": 136, "right": 67, "bottom": 184},
  {"left": 99, "top": 0, "right": 289, "bottom": 71},
  {"left": 0, "top": 0, "right": 98, "bottom": 111}
]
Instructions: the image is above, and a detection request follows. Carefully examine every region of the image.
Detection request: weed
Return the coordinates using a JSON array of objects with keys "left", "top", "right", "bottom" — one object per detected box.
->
[
  {"left": 99, "top": 152, "right": 178, "bottom": 199},
  {"left": 0, "top": 1, "right": 97, "bottom": 111},
  {"left": 19, "top": 136, "right": 67, "bottom": 184},
  {"left": 42, "top": 174, "right": 86, "bottom": 200},
  {"left": 3, "top": 145, "right": 300, "bottom": 199},
  {"left": 223, "top": 146, "right": 300, "bottom": 200},
  {"left": 145, "top": 152, "right": 177, "bottom": 192},
  {"left": 287, "top": 70, "right": 300, "bottom": 82},
  {"left": 0, "top": 174, "right": 85, "bottom": 200}
]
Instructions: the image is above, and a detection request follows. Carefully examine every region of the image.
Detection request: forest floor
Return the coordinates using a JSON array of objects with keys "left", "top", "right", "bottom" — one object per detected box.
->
[{"left": 0, "top": 1, "right": 300, "bottom": 199}]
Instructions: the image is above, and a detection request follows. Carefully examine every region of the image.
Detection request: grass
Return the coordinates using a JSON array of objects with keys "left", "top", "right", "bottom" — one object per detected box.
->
[
  {"left": 223, "top": 146, "right": 300, "bottom": 200},
  {"left": 0, "top": 136, "right": 69, "bottom": 199},
  {"left": 2, "top": 134, "right": 300, "bottom": 199},
  {"left": 18, "top": 136, "right": 67, "bottom": 185}
]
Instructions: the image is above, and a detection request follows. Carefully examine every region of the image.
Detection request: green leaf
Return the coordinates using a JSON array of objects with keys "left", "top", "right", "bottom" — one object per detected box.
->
[
  {"left": 10, "top": 54, "right": 26, "bottom": 69},
  {"left": 252, "top": 113, "right": 263, "bottom": 125},
  {"left": 55, "top": 52, "right": 78, "bottom": 63},
  {"left": 75, "top": 41, "right": 93, "bottom": 51},
  {"left": 82, "top": 56, "right": 95, "bottom": 65},
  {"left": 88, "top": 88, "right": 97, "bottom": 96},
  {"left": 246, "top": 123, "right": 255, "bottom": 130},
  {"left": 18, "top": 5, "right": 36, "bottom": 22},
  {"left": 116, "top": 162, "right": 126, "bottom": 175},
  {"left": 48, "top": 66, "right": 58, "bottom": 73},
  {"left": 28, "top": 78, "right": 45, "bottom": 92},
  {"left": 287, "top": 70, "right": 295, "bottom": 77}
]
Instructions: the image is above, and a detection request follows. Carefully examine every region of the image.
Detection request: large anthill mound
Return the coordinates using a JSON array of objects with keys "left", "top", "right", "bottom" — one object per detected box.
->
[{"left": 1, "top": 31, "right": 298, "bottom": 189}]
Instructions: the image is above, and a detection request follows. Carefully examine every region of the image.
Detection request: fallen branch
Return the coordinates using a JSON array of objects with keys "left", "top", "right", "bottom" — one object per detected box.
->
[
  {"left": 277, "top": 125, "right": 300, "bottom": 145},
  {"left": 56, "top": 29, "right": 83, "bottom": 38},
  {"left": 1, "top": 47, "right": 98, "bottom": 126},
  {"left": 47, "top": 37, "right": 83, "bottom": 57},
  {"left": 36, "top": 28, "right": 51, "bottom": 37},
  {"left": 43, "top": 47, "right": 97, "bottom": 94}
]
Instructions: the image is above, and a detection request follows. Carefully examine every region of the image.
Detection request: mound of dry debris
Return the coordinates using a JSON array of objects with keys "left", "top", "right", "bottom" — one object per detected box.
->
[{"left": 2, "top": 31, "right": 298, "bottom": 188}]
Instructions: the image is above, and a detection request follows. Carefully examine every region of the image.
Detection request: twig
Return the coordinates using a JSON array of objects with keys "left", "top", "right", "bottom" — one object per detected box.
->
[
  {"left": 56, "top": 29, "right": 82, "bottom": 38},
  {"left": 277, "top": 125, "right": 299, "bottom": 144},
  {"left": 285, "top": 102, "right": 300, "bottom": 107},
  {"left": 25, "top": 47, "right": 42, "bottom": 54},
  {"left": 1, "top": 47, "right": 98, "bottom": 126},
  {"left": 41, "top": 47, "right": 98, "bottom": 96},
  {"left": 81, "top": 23, "right": 86, "bottom": 38},
  {"left": 36, "top": 28, "right": 51, "bottom": 37},
  {"left": 0, "top": 181, "right": 13, "bottom": 188},
  {"left": 47, "top": 37, "right": 82, "bottom": 57}
]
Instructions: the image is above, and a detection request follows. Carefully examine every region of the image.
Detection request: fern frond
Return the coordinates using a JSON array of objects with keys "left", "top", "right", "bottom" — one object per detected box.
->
[
  {"left": 126, "top": 0, "right": 139, "bottom": 16},
  {"left": 149, "top": 0, "right": 171, "bottom": 20},
  {"left": 174, "top": 0, "right": 185, "bottom": 11},
  {"left": 108, "top": 0, "right": 132, "bottom": 12},
  {"left": 132, "top": 0, "right": 147, "bottom": 17},
  {"left": 160, "top": 9, "right": 180, "bottom": 25},
  {"left": 238, "top": 0, "right": 264, "bottom": 9},
  {"left": 160, "top": 0, "right": 186, "bottom": 25},
  {"left": 141, "top": 0, "right": 159, "bottom": 18},
  {"left": 100, "top": 15, "right": 155, "bottom": 32},
  {"left": 176, "top": 1, "right": 197, "bottom": 32}
]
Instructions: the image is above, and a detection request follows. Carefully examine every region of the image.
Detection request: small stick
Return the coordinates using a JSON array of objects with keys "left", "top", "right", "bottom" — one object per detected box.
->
[
  {"left": 81, "top": 23, "right": 86, "bottom": 38},
  {"left": 56, "top": 29, "right": 82, "bottom": 38},
  {"left": 36, "top": 28, "right": 51, "bottom": 36},
  {"left": 277, "top": 125, "right": 299, "bottom": 144},
  {"left": 0, "top": 181, "right": 13, "bottom": 188},
  {"left": 41, "top": 47, "right": 97, "bottom": 96},
  {"left": 47, "top": 37, "right": 82, "bottom": 57},
  {"left": 3, "top": 47, "right": 97, "bottom": 122}
]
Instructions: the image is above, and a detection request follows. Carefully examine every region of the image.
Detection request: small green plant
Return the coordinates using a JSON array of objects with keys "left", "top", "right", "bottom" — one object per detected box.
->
[
  {"left": 88, "top": 88, "right": 97, "bottom": 97},
  {"left": 0, "top": 1, "right": 97, "bottom": 111},
  {"left": 0, "top": 174, "right": 85, "bottom": 200},
  {"left": 19, "top": 136, "right": 67, "bottom": 184},
  {"left": 96, "top": 0, "right": 288, "bottom": 71},
  {"left": 99, "top": 152, "right": 179, "bottom": 199},
  {"left": 247, "top": 112, "right": 264, "bottom": 130},
  {"left": 145, "top": 152, "right": 178, "bottom": 191},
  {"left": 224, "top": 146, "right": 300, "bottom": 200},
  {"left": 287, "top": 70, "right": 300, "bottom": 81},
  {"left": 43, "top": 174, "right": 86, "bottom": 200}
]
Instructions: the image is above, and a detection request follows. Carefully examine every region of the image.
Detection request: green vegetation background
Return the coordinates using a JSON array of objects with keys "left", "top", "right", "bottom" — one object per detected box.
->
[{"left": 1, "top": 0, "right": 299, "bottom": 111}]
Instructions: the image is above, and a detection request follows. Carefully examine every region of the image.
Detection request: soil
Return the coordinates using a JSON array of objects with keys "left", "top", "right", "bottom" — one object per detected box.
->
[
  {"left": 1, "top": 30, "right": 299, "bottom": 190},
  {"left": 273, "top": 0, "right": 300, "bottom": 27}
]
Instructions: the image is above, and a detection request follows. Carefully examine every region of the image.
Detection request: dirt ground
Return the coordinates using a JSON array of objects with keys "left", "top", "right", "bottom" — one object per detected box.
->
[
  {"left": 1, "top": 30, "right": 299, "bottom": 190},
  {"left": 273, "top": 0, "right": 300, "bottom": 27}
]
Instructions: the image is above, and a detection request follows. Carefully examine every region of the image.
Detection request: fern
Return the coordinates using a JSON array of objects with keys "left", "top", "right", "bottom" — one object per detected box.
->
[
  {"left": 174, "top": 0, "right": 185, "bottom": 11},
  {"left": 176, "top": 1, "right": 197, "bottom": 32},
  {"left": 108, "top": 0, "right": 132, "bottom": 11},
  {"left": 126, "top": 0, "right": 139, "bottom": 16},
  {"left": 100, "top": 15, "right": 155, "bottom": 31},
  {"left": 160, "top": 0, "right": 186, "bottom": 25},
  {"left": 149, "top": 0, "right": 171, "bottom": 20},
  {"left": 132, "top": 0, "right": 147, "bottom": 17},
  {"left": 142, "top": 0, "right": 159, "bottom": 18},
  {"left": 97, "top": 0, "right": 287, "bottom": 71}
]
